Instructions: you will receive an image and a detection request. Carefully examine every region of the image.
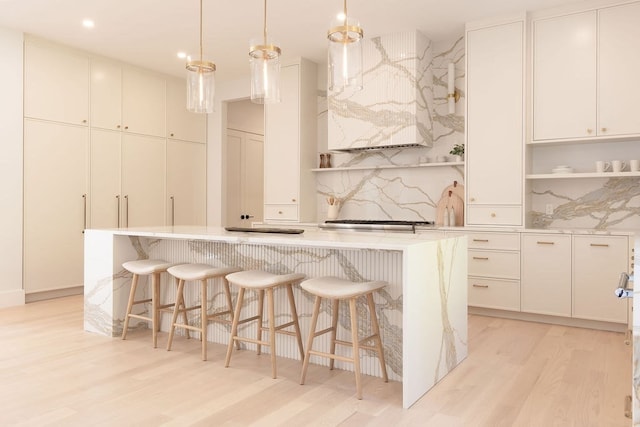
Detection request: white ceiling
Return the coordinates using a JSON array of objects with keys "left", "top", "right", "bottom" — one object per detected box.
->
[{"left": 0, "top": 0, "right": 587, "bottom": 82}]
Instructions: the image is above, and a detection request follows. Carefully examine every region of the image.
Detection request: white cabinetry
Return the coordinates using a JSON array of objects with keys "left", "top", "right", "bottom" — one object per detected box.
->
[
  {"left": 166, "top": 77, "right": 206, "bottom": 143},
  {"left": 121, "top": 134, "right": 166, "bottom": 227},
  {"left": 91, "top": 58, "right": 166, "bottom": 137},
  {"left": 264, "top": 58, "right": 317, "bottom": 222},
  {"left": 226, "top": 129, "right": 264, "bottom": 227},
  {"left": 448, "top": 231, "right": 521, "bottom": 311},
  {"left": 24, "top": 39, "right": 89, "bottom": 126},
  {"left": 23, "top": 119, "right": 88, "bottom": 294},
  {"left": 465, "top": 18, "right": 524, "bottom": 226},
  {"left": 532, "top": 2, "right": 640, "bottom": 141},
  {"left": 573, "top": 235, "right": 628, "bottom": 323},
  {"left": 167, "top": 140, "right": 206, "bottom": 226},
  {"left": 90, "top": 130, "right": 166, "bottom": 228},
  {"left": 521, "top": 234, "right": 572, "bottom": 317}
]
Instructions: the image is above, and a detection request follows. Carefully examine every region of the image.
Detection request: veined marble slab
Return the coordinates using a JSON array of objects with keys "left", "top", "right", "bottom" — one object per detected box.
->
[{"left": 84, "top": 226, "right": 467, "bottom": 408}]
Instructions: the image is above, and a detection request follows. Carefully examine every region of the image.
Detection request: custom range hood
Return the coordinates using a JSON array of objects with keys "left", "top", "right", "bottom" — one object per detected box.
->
[{"left": 328, "top": 31, "right": 433, "bottom": 151}]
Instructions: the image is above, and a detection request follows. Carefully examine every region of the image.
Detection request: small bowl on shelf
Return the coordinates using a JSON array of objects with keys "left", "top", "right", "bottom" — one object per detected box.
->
[{"left": 551, "top": 165, "right": 574, "bottom": 174}]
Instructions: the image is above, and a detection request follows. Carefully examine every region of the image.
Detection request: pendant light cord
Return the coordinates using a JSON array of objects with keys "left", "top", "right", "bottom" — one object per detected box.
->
[
  {"left": 199, "top": 0, "right": 203, "bottom": 62},
  {"left": 263, "top": 0, "right": 268, "bottom": 45}
]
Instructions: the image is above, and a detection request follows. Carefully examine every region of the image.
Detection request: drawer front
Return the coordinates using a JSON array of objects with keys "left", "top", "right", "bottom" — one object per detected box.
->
[
  {"left": 447, "top": 231, "right": 520, "bottom": 251},
  {"left": 468, "top": 278, "right": 520, "bottom": 311},
  {"left": 467, "top": 205, "right": 522, "bottom": 226},
  {"left": 263, "top": 204, "right": 298, "bottom": 221},
  {"left": 469, "top": 250, "right": 520, "bottom": 279}
]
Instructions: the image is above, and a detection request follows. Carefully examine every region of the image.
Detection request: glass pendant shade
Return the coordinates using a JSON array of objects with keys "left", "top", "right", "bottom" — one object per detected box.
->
[
  {"left": 327, "top": 15, "right": 363, "bottom": 91},
  {"left": 186, "top": 60, "right": 216, "bottom": 113},
  {"left": 250, "top": 38, "right": 281, "bottom": 104},
  {"left": 186, "top": 0, "right": 215, "bottom": 114}
]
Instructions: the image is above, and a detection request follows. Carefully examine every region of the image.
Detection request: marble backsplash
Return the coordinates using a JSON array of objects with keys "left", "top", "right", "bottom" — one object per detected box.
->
[
  {"left": 315, "top": 32, "right": 640, "bottom": 231},
  {"left": 316, "top": 36, "right": 465, "bottom": 222}
]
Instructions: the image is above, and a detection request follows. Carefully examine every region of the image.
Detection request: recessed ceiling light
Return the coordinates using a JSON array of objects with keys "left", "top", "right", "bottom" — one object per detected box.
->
[
  {"left": 82, "top": 19, "right": 95, "bottom": 29},
  {"left": 177, "top": 52, "right": 187, "bottom": 59}
]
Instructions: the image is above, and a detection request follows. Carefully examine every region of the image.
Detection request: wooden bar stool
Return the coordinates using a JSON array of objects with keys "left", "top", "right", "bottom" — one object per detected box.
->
[
  {"left": 121, "top": 259, "right": 184, "bottom": 348},
  {"left": 166, "top": 264, "right": 240, "bottom": 361},
  {"left": 299, "top": 276, "right": 389, "bottom": 400},
  {"left": 224, "top": 270, "right": 306, "bottom": 378}
]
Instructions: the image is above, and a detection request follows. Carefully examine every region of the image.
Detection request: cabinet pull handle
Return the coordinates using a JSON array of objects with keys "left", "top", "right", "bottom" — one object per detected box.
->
[
  {"left": 116, "top": 124, "right": 121, "bottom": 129},
  {"left": 470, "top": 197, "right": 476, "bottom": 202},
  {"left": 473, "top": 256, "right": 489, "bottom": 260},
  {"left": 170, "top": 133, "right": 175, "bottom": 137},
  {"left": 587, "top": 128, "right": 593, "bottom": 134},
  {"left": 291, "top": 198, "right": 296, "bottom": 202},
  {"left": 116, "top": 195, "right": 120, "bottom": 228},
  {"left": 601, "top": 127, "right": 607, "bottom": 133},
  {"left": 590, "top": 243, "right": 609, "bottom": 247},
  {"left": 82, "top": 194, "right": 87, "bottom": 233},
  {"left": 82, "top": 119, "right": 87, "bottom": 124},
  {"left": 124, "top": 195, "right": 129, "bottom": 227},
  {"left": 491, "top": 213, "right": 496, "bottom": 218},
  {"left": 537, "top": 241, "right": 555, "bottom": 245},
  {"left": 124, "top": 126, "right": 129, "bottom": 130},
  {"left": 472, "top": 239, "right": 489, "bottom": 242},
  {"left": 170, "top": 196, "right": 175, "bottom": 226},
  {"left": 472, "top": 284, "right": 489, "bottom": 288},
  {"left": 278, "top": 211, "right": 283, "bottom": 214}
]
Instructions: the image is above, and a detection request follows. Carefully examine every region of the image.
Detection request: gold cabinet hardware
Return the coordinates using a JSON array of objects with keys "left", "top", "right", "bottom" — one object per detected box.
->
[
  {"left": 472, "top": 239, "right": 489, "bottom": 242},
  {"left": 116, "top": 124, "right": 121, "bottom": 129},
  {"left": 124, "top": 126, "right": 129, "bottom": 130},
  {"left": 537, "top": 241, "right": 555, "bottom": 245},
  {"left": 601, "top": 127, "right": 607, "bottom": 132},
  {"left": 590, "top": 243, "right": 609, "bottom": 247},
  {"left": 587, "top": 128, "right": 593, "bottom": 134},
  {"left": 170, "top": 133, "right": 175, "bottom": 137},
  {"left": 278, "top": 211, "right": 283, "bottom": 214},
  {"left": 473, "top": 256, "right": 489, "bottom": 260},
  {"left": 82, "top": 119, "right": 87, "bottom": 123},
  {"left": 291, "top": 198, "right": 297, "bottom": 202},
  {"left": 491, "top": 213, "right": 496, "bottom": 218},
  {"left": 470, "top": 197, "right": 476, "bottom": 202},
  {"left": 472, "top": 284, "right": 489, "bottom": 288}
]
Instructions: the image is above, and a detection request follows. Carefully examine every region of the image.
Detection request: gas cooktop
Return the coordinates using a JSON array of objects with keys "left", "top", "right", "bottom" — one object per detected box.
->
[{"left": 320, "top": 219, "right": 434, "bottom": 232}]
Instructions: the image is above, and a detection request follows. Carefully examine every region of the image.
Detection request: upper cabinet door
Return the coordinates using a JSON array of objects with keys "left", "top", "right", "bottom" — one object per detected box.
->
[
  {"left": 533, "top": 11, "right": 597, "bottom": 141},
  {"left": 122, "top": 66, "right": 166, "bottom": 137},
  {"left": 90, "top": 58, "right": 122, "bottom": 131},
  {"left": 24, "top": 40, "right": 89, "bottom": 126},
  {"left": 166, "top": 77, "right": 206, "bottom": 143},
  {"left": 264, "top": 63, "right": 300, "bottom": 205},
  {"left": 466, "top": 20, "right": 523, "bottom": 207},
  {"left": 598, "top": 2, "right": 640, "bottom": 137}
]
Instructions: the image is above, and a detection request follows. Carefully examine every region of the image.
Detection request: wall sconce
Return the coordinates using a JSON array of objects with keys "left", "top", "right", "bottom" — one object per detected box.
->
[{"left": 447, "top": 63, "right": 460, "bottom": 115}]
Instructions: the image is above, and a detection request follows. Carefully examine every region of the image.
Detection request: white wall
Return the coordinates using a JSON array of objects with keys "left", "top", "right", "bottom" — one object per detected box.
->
[
  {"left": 226, "top": 99, "right": 264, "bottom": 135},
  {"left": 0, "top": 27, "right": 25, "bottom": 307}
]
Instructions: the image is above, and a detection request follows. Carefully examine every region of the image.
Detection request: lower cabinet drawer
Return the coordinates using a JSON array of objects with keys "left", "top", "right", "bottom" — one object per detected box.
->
[
  {"left": 468, "top": 250, "right": 520, "bottom": 279},
  {"left": 263, "top": 204, "right": 298, "bottom": 221},
  {"left": 466, "top": 205, "right": 522, "bottom": 226},
  {"left": 468, "top": 277, "right": 520, "bottom": 311}
]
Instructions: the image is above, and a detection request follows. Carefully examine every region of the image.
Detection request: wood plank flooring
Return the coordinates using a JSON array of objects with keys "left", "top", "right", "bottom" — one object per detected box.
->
[{"left": 0, "top": 295, "right": 631, "bottom": 426}]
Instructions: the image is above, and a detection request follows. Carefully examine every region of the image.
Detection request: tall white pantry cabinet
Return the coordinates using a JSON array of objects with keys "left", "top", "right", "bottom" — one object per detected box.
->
[{"left": 23, "top": 37, "right": 206, "bottom": 296}]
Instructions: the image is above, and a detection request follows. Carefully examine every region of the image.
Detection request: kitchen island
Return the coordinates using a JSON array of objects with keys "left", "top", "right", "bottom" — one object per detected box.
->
[{"left": 83, "top": 226, "right": 467, "bottom": 408}]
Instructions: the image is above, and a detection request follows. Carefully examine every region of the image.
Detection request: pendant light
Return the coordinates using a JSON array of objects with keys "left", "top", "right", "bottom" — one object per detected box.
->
[
  {"left": 249, "top": 0, "right": 281, "bottom": 104},
  {"left": 186, "top": 0, "right": 216, "bottom": 113},
  {"left": 327, "top": 0, "right": 364, "bottom": 92}
]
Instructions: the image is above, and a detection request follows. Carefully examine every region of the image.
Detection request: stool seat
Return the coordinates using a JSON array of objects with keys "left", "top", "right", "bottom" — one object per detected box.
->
[
  {"left": 168, "top": 264, "right": 239, "bottom": 281},
  {"left": 300, "top": 277, "right": 386, "bottom": 299},
  {"left": 166, "top": 264, "right": 241, "bottom": 361},
  {"left": 121, "top": 259, "right": 184, "bottom": 348},
  {"left": 225, "top": 270, "right": 306, "bottom": 378},
  {"left": 226, "top": 270, "right": 306, "bottom": 289},
  {"left": 123, "top": 259, "right": 179, "bottom": 275}
]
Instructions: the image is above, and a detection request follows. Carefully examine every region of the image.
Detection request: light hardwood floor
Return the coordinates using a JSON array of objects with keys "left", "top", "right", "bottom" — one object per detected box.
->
[{"left": 0, "top": 295, "right": 631, "bottom": 426}]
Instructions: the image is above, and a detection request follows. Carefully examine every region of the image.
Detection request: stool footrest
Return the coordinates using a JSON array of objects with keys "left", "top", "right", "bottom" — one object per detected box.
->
[
  {"left": 232, "top": 336, "right": 269, "bottom": 347},
  {"left": 132, "top": 298, "right": 152, "bottom": 305},
  {"left": 334, "top": 337, "right": 379, "bottom": 352},
  {"left": 309, "top": 349, "right": 354, "bottom": 364},
  {"left": 127, "top": 313, "right": 152, "bottom": 322}
]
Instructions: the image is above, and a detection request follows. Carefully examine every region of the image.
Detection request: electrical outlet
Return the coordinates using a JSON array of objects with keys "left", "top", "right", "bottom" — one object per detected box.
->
[{"left": 546, "top": 204, "right": 554, "bottom": 215}]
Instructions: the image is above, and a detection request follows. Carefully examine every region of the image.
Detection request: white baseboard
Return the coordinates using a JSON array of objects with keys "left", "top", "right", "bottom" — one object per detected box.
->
[
  {"left": 0, "top": 289, "right": 26, "bottom": 308},
  {"left": 25, "top": 286, "right": 83, "bottom": 303}
]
